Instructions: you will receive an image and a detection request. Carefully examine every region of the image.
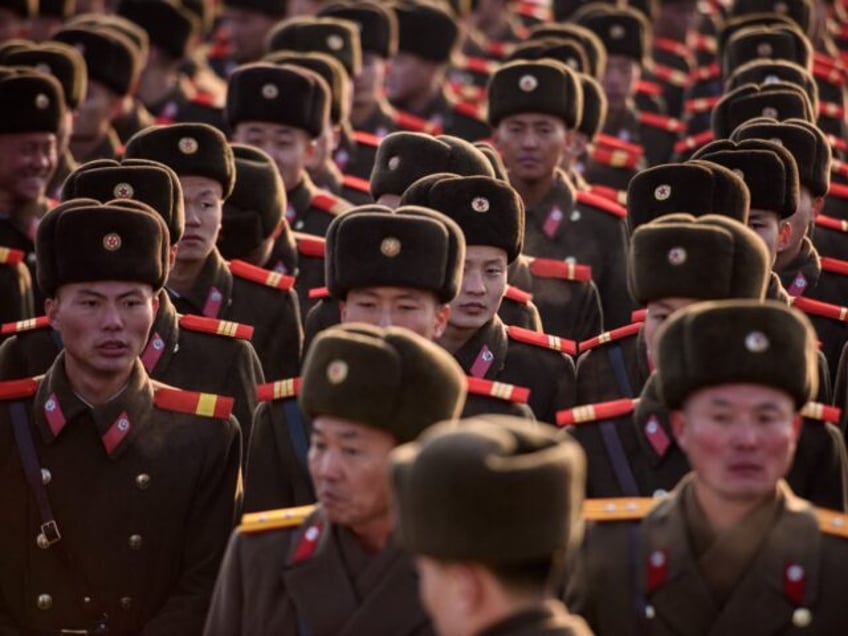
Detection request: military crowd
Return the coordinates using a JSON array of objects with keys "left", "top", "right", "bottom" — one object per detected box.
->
[{"left": 3, "top": 0, "right": 848, "bottom": 633}]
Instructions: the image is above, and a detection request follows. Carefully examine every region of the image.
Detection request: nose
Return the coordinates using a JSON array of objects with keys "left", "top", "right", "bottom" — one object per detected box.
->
[
  {"left": 463, "top": 269, "right": 486, "bottom": 296},
  {"left": 100, "top": 301, "right": 125, "bottom": 331},
  {"left": 376, "top": 306, "right": 393, "bottom": 328},
  {"left": 731, "top": 418, "right": 759, "bottom": 449},
  {"left": 32, "top": 150, "right": 50, "bottom": 171},
  {"left": 183, "top": 200, "right": 201, "bottom": 226},
  {"left": 313, "top": 447, "right": 342, "bottom": 481}
]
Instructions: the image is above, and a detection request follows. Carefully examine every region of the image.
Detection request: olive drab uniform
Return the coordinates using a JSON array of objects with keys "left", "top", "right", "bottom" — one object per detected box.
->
[
  {"left": 0, "top": 357, "right": 241, "bottom": 634},
  {"left": 204, "top": 506, "right": 434, "bottom": 636},
  {"left": 0, "top": 292, "right": 264, "bottom": 450},
  {"left": 0, "top": 248, "right": 33, "bottom": 328},
  {"left": 576, "top": 321, "right": 648, "bottom": 405},
  {"left": 285, "top": 173, "right": 351, "bottom": 236},
  {"left": 166, "top": 253, "right": 303, "bottom": 380},
  {"left": 566, "top": 482, "right": 848, "bottom": 635}
]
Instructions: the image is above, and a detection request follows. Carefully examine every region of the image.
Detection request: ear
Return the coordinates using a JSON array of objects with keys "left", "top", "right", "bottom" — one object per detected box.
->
[
  {"left": 151, "top": 293, "right": 160, "bottom": 315},
  {"left": 168, "top": 245, "right": 178, "bottom": 270},
  {"left": 45, "top": 296, "right": 59, "bottom": 329},
  {"left": 304, "top": 138, "right": 317, "bottom": 161},
  {"left": 790, "top": 413, "right": 803, "bottom": 441},
  {"left": 670, "top": 410, "right": 687, "bottom": 450},
  {"left": 777, "top": 220, "right": 793, "bottom": 252},
  {"left": 454, "top": 563, "right": 484, "bottom": 616},
  {"left": 433, "top": 303, "right": 451, "bottom": 339},
  {"left": 338, "top": 300, "right": 348, "bottom": 323},
  {"left": 811, "top": 195, "right": 825, "bottom": 217}
]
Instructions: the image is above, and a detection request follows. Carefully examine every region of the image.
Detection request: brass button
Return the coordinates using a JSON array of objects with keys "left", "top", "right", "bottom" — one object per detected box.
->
[
  {"left": 128, "top": 534, "right": 143, "bottom": 550},
  {"left": 36, "top": 594, "right": 52, "bottom": 610},
  {"left": 83, "top": 596, "right": 92, "bottom": 605},
  {"left": 41, "top": 468, "right": 51, "bottom": 485},
  {"left": 120, "top": 596, "right": 132, "bottom": 610},
  {"left": 135, "top": 473, "right": 151, "bottom": 490},
  {"left": 36, "top": 533, "right": 50, "bottom": 549}
]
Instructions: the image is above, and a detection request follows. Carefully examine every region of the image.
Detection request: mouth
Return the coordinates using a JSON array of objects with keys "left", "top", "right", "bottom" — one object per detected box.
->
[
  {"left": 727, "top": 462, "right": 763, "bottom": 478},
  {"left": 459, "top": 302, "right": 488, "bottom": 315},
  {"left": 96, "top": 341, "right": 130, "bottom": 357}
]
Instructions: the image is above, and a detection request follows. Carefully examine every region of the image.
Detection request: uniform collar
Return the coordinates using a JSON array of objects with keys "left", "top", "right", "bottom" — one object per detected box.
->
[
  {"left": 167, "top": 249, "right": 233, "bottom": 318},
  {"left": 452, "top": 316, "right": 509, "bottom": 380},
  {"left": 140, "top": 290, "right": 180, "bottom": 373}
]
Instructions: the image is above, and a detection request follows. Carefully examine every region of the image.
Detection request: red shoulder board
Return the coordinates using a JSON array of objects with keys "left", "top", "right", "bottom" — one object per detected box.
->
[
  {"left": 308, "top": 286, "right": 330, "bottom": 300},
  {"left": 394, "top": 109, "right": 441, "bottom": 135},
  {"left": 516, "top": 0, "right": 551, "bottom": 21},
  {"left": 295, "top": 234, "right": 326, "bottom": 258},
  {"left": 0, "top": 377, "right": 39, "bottom": 400},
  {"left": 507, "top": 325, "right": 577, "bottom": 356},
  {"left": 832, "top": 159, "right": 848, "bottom": 179},
  {"left": 579, "top": 321, "right": 643, "bottom": 353},
  {"left": 485, "top": 40, "right": 511, "bottom": 59},
  {"left": 352, "top": 130, "right": 381, "bottom": 147},
  {"left": 801, "top": 401, "right": 842, "bottom": 424},
  {"left": 820, "top": 101, "right": 845, "bottom": 120},
  {"left": 47, "top": 198, "right": 59, "bottom": 210},
  {"left": 257, "top": 377, "right": 302, "bottom": 402},
  {"left": 1, "top": 315, "right": 50, "bottom": 336},
  {"left": 556, "top": 398, "right": 638, "bottom": 427},
  {"left": 311, "top": 192, "right": 348, "bottom": 216},
  {"left": 673, "top": 129, "right": 714, "bottom": 155},
  {"left": 153, "top": 388, "right": 234, "bottom": 419},
  {"left": 828, "top": 182, "right": 848, "bottom": 200},
  {"left": 813, "top": 61, "right": 844, "bottom": 87},
  {"left": 690, "top": 62, "right": 720, "bottom": 82},
  {"left": 0, "top": 246, "right": 24, "bottom": 266},
  {"left": 179, "top": 314, "right": 254, "bottom": 341},
  {"left": 588, "top": 184, "right": 627, "bottom": 206},
  {"left": 504, "top": 285, "right": 532, "bottom": 304},
  {"left": 821, "top": 257, "right": 848, "bottom": 277},
  {"left": 527, "top": 257, "right": 593, "bottom": 282},
  {"left": 815, "top": 215, "right": 848, "bottom": 233},
  {"left": 191, "top": 90, "right": 217, "bottom": 108},
  {"left": 230, "top": 259, "right": 295, "bottom": 291},
  {"left": 791, "top": 296, "right": 848, "bottom": 323},
  {"left": 635, "top": 79, "right": 664, "bottom": 97},
  {"left": 631, "top": 308, "right": 647, "bottom": 322},
  {"left": 453, "top": 100, "right": 486, "bottom": 122},
  {"left": 638, "top": 111, "right": 685, "bottom": 134},
  {"left": 575, "top": 190, "right": 627, "bottom": 219},
  {"left": 649, "top": 63, "right": 689, "bottom": 88},
  {"left": 827, "top": 134, "right": 848, "bottom": 154},
  {"left": 342, "top": 174, "right": 371, "bottom": 194},
  {"left": 590, "top": 147, "right": 640, "bottom": 170},
  {"left": 460, "top": 55, "right": 498, "bottom": 76},
  {"left": 689, "top": 33, "right": 717, "bottom": 54},
  {"left": 466, "top": 376, "right": 530, "bottom": 404},
  {"left": 654, "top": 37, "right": 690, "bottom": 59},
  {"left": 596, "top": 133, "right": 644, "bottom": 157},
  {"left": 684, "top": 96, "right": 721, "bottom": 115}
]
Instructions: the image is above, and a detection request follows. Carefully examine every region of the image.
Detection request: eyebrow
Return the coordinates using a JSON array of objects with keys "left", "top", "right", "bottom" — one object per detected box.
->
[
  {"left": 709, "top": 397, "right": 782, "bottom": 411},
  {"left": 77, "top": 289, "right": 146, "bottom": 300}
]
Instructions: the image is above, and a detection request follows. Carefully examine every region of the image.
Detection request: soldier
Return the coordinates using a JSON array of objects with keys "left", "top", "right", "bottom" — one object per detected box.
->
[
  {"left": 386, "top": 0, "right": 491, "bottom": 141},
  {"left": 0, "top": 41, "right": 88, "bottom": 200},
  {"left": 30, "top": 0, "right": 73, "bottom": 42},
  {"left": 124, "top": 122, "right": 303, "bottom": 380},
  {"left": 226, "top": 62, "right": 351, "bottom": 238},
  {"left": 53, "top": 24, "right": 141, "bottom": 162},
  {"left": 0, "top": 0, "right": 32, "bottom": 43},
  {"left": 401, "top": 173, "right": 578, "bottom": 424},
  {"left": 0, "top": 200, "right": 241, "bottom": 634},
  {"left": 1, "top": 159, "right": 265, "bottom": 453},
  {"left": 390, "top": 415, "right": 592, "bottom": 636},
  {"left": 204, "top": 323, "right": 466, "bottom": 635},
  {"left": 215, "top": 0, "right": 287, "bottom": 76},
  {"left": 0, "top": 67, "right": 64, "bottom": 322},
  {"left": 567, "top": 300, "right": 848, "bottom": 635},
  {"left": 489, "top": 59, "right": 632, "bottom": 328}
]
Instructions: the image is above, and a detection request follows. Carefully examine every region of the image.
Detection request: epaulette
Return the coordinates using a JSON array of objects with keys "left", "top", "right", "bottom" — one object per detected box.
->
[
  {"left": 831, "top": 159, "right": 848, "bottom": 180},
  {"left": 449, "top": 82, "right": 486, "bottom": 105},
  {"left": 673, "top": 129, "right": 714, "bottom": 156},
  {"left": 484, "top": 39, "right": 513, "bottom": 59},
  {"left": 556, "top": 398, "right": 638, "bottom": 428},
  {"left": 230, "top": 259, "right": 295, "bottom": 291},
  {"left": 588, "top": 184, "right": 627, "bottom": 206},
  {"left": 507, "top": 324, "right": 577, "bottom": 355},
  {"left": 827, "top": 182, "right": 848, "bottom": 201},
  {"left": 827, "top": 134, "right": 848, "bottom": 155},
  {"left": 815, "top": 508, "right": 848, "bottom": 539},
  {"left": 815, "top": 214, "right": 848, "bottom": 233},
  {"left": 821, "top": 257, "right": 848, "bottom": 276},
  {"left": 394, "top": 109, "right": 442, "bottom": 135},
  {"left": 453, "top": 100, "right": 486, "bottom": 122},
  {"left": 813, "top": 59, "right": 844, "bottom": 86},
  {"left": 654, "top": 37, "right": 690, "bottom": 60},
  {"left": 526, "top": 256, "right": 593, "bottom": 282},
  {"left": 257, "top": 377, "right": 302, "bottom": 402},
  {"left": 191, "top": 90, "right": 220, "bottom": 108},
  {"left": 583, "top": 497, "right": 659, "bottom": 522},
  {"left": 153, "top": 388, "right": 234, "bottom": 419},
  {"left": 311, "top": 192, "right": 348, "bottom": 216},
  {"left": 689, "top": 33, "right": 717, "bottom": 55},
  {"left": 504, "top": 285, "right": 532, "bottom": 304},
  {"left": 342, "top": 174, "right": 370, "bottom": 194},
  {"left": 515, "top": 0, "right": 551, "bottom": 22},
  {"left": 0, "top": 246, "right": 24, "bottom": 266},
  {"left": 295, "top": 234, "right": 326, "bottom": 258},
  {"left": 179, "top": 314, "right": 254, "bottom": 341},
  {"left": 791, "top": 295, "right": 848, "bottom": 322},
  {"left": 820, "top": 101, "right": 845, "bottom": 120},
  {"left": 684, "top": 96, "right": 721, "bottom": 115},
  {"left": 590, "top": 147, "right": 640, "bottom": 170},
  {"left": 352, "top": 130, "right": 381, "bottom": 148},
  {"left": 308, "top": 286, "right": 330, "bottom": 300},
  {"left": 579, "top": 321, "right": 643, "bottom": 353},
  {"left": 457, "top": 55, "right": 498, "bottom": 76},
  {"left": 636, "top": 79, "right": 664, "bottom": 97},
  {"left": 0, "top": 377, "right": 39, "bottom": 400},
  {"left": 690, "top": 62, "right": 720, "bottom": 82},
  {"left": 1, "top": 315, "right": 50, "bottom": 336},
  {"left": 575, "top": 190, "right": 628, "bottom": 219},
  {"left": 595, "top": 133, "right": 644, "bottom": 157},
  {"left": 466, "top": 376, "right": 530, "bottom": 404},
  {"left": 649, "top": 63, "right": 690, "bottom": 89},
  {"left": 800, "top": 401, "right": 842, "bottom": 424},
  {"left": 239, "top": 505, "right": 316, "bottom": 534},
  {"left": 631, "top": 308, "right": 647, "bottom": 322},
  {"left": 639, "top": 111, "right": 685, "bottom": 135}
]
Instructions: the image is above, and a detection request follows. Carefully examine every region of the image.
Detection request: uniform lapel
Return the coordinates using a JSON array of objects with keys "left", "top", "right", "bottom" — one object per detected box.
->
[{"left": 453, "top": 318, "right": 509, "bottom": 380}]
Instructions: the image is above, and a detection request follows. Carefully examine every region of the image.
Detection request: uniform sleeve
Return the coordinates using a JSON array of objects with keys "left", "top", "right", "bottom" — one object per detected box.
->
[
  {"left": 0, "top": 265, "right": 33, "bottom": 326},
  {"left": 0, "top": 336, "right": 28, "bottom": 381},
  {"left": 789, "top": 420, "right": 848, "bottom": 512},
  {"left": 202, "top": 530, "right": 246, "bottom": 636},
  {"left": 227, "top": 340, "right": 264, "bottom": 455},
  {"left": 260, "top": 289, "right": 304, "bottom": 380},
  {"left": 834, "top": 343, "right": 848, "bottom": 436},
  {"left": 570, "top": 281, "right": 603, "bottom": 344},
  {"left": 595, "top": 220, "right": 633, "bottom": 330},
  {"left": 141, "top": 416, "right": 242, "bottom": 636}
]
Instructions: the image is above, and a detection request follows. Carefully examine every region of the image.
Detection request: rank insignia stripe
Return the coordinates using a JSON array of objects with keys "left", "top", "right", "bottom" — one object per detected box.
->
[
  {"left": 579, "top": 322, "right": 644, "bottom": 353},
  {"left": 257, "top": 377, "right": 302, "bottom": 402},
  {"left": 556, "top": 398, "right": 638, "bottom": 427},
  {"left": 153, "top": 388, "right": 234, "bottom": 419},
  {"left": 0, "top": 377, "right": 40, "bottom": 400},
  {"left": 311, "top": 193, "right": 347, "bottom": 216},
  {"left": 814, "top": 215, "right": 848, "bottom": 233},
  {"left": 308, "top": 287, "right": 330, "bottom": 300},
  {"left": 465, "top": 376, "right": 531, "bottom": 404},
  {"left": 0, "top": 246, "right": 25, "bottom": 265},
  {"left": 800, "top": 402, "right": 842, "bottom": 424},
  {"left": 507, "top": 325, "right": 577, "bottom": 355},
  {"left": 1, "top": 315, "right": 50, "bottom": 335},
  {"left": 342, "top": 174, "right": 371, "bottom": 194},
  {"left": 791, "top": 296, "right": 848, "bottom": 323},
  {"left": 575, "top": 191, "right": 627, "bottom": 218},
  {"left": 179, "top": 314, "right": 255, "bottom": 341},
  {"left": 582, "top": 497, "right": 658, "bottom": 521},
  {"left": 240, "top": 504, "right": 316, "bottom": 533},
  {"left": 820, "top": 257, "right": 848, "bottom": 277},
  {"left": 230, "top": 259, "right": 296, "bottom": 291}
]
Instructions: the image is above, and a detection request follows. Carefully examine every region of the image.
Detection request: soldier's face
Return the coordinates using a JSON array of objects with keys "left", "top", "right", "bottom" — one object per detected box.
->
[
  {"left": 232, "top": 122, "right": 314, "bottom": 191},
  {"left": 46, "top": 281, "right": 158, "bottom": 377},
  {"left": 177, "top": 176, "right": 223, "bottom": 264},
  {"left": 644, "top": 297, "right": 698, "bottom": 367},
  {"left": 385, "top": 52, "right": 440, "bottom": 104},
  {"left": 672, "top": 384, "right": 801, "bottom": 504},
  {"left": 222, "top": 7, "right": 277, "bottom": 64},
  {"left": 308, "top": 415, "right": 397, "bottom": 530},
  {"left": 747, "top": 208, "right": 782, "bottom": 266},
  {"left": 495, "top": 113, "right": 568, "bottom": 183},
  {"left": 73, "top": 80, "right": 120, "bottom": 142},
  {"left": 0, "top": 131, "right": 57, "bottom": 204},
  {"left": 354, "top": 53, "right": 387, "bottom": 108},
  {"left": 601, "top": 55, "right": 640, "bottom": 112},
  {"left": 0, "top": 8, "right": 26, "bottom": 43},
  {"left": 449, "top": 246, "right": 508, "bottom": 331},
  {"left": 341, "top": 287, "right": 451, "bottom": 340}
]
